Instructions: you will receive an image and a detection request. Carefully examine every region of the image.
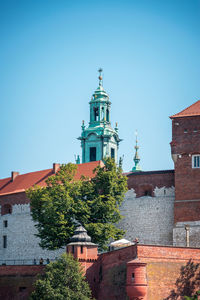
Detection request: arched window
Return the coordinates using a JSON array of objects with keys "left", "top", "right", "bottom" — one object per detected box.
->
[
  {"left": 94, "top": 107, "right": 99, "bottom": 121},
  {"left": 106, "top": 108, "right": 109, "bottom": 122},
  {"left": 1, "top": 204, "right": 12, "bottom": 216},
  {"left": 101, "top": 107, "right": 104, "bottom": 120}
]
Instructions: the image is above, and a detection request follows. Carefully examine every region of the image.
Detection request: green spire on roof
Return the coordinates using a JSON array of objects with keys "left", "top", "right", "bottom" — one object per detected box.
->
[{"left": 132, "top": 130, "right": 141, "bottom": 172}]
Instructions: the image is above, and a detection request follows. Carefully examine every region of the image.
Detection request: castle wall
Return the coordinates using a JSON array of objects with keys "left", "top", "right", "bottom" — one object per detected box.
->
[
  {"left": 137, "top": 245, "right": 200, "bottom": 300},
  {"left": 0, "top": 265, "right": 44, "bottom": 300},
  {"left": 173, "top": 220, "right": 200, "bottom": 247},
  {"left": 0, "top": 203, "right": 65, "bottom": 262},
  {"left": 119, "top": 186, "right": 175, "bottom": 246}
]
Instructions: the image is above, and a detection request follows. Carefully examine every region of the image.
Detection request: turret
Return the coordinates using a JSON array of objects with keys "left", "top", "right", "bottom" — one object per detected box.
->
[{"left": 66, "top": 225, "right": 98, "bottom": 269}]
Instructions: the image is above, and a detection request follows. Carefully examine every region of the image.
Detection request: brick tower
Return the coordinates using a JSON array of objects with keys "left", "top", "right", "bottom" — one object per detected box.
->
[
  {"left": 66, "top": 225, "right": 98, "bottom": 272},
  {"left": 170, "top": 100, "right": 200, "bottom": 247}
]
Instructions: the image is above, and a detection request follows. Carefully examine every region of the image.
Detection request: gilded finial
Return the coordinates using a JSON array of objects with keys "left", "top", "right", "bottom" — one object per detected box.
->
[{"left": 98, "top": 68, "right": 103, "bottom": 86}]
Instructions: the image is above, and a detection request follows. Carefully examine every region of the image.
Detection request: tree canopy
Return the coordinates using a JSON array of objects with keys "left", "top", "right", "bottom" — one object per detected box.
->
[
  {"left": 29, "top": 253, "right": 92, "bottom": 300},
  {"left": 27, "top": 158, "right": 128, "bottom": 250}
]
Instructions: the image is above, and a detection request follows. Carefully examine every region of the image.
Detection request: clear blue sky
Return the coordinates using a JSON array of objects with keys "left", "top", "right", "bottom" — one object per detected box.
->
[{"left": 0, "top": 0, "right": 200, "bottom": 178}]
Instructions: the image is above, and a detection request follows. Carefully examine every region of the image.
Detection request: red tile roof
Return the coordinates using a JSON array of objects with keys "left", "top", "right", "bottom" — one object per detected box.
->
[
  {"left": 170, "top": 100, "right": 200, "bottom": 118},
  {"left": 0, "top": 161, "right": 103, "bottom": 196}
]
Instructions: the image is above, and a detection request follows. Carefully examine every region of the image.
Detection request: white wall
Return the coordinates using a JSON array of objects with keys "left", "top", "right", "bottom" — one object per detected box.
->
[
  {"left": 118, "top": 186, "right": 175, "bottom": 246},
  {"left": 0, "top": 204, "right": 65, "bottom": 263}
]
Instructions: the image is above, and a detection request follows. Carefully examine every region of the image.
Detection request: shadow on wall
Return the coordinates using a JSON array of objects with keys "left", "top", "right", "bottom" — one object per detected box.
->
[{"left": 164, "top": 260, "right": 200, "bottom": 299}]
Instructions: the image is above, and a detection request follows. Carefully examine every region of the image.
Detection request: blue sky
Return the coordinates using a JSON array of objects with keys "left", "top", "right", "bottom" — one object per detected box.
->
[{"left": 0, "top": 0, "right": 200, "bottom": 178}]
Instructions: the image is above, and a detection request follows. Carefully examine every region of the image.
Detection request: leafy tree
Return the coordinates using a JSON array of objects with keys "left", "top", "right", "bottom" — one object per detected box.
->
[
  {"left": 29, "top": 253, "right": 92, "bottom": 300},
  {"left": 184, "top": 291, "right": 200, "bottom": 300},
  {"left": 27, "top": 158, "right": 128, "bottom": 250}
]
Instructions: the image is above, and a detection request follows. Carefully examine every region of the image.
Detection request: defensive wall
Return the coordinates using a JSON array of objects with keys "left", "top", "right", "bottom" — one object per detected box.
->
[{"left": 1, "top": 244, "right": 200, "bottom": 300}]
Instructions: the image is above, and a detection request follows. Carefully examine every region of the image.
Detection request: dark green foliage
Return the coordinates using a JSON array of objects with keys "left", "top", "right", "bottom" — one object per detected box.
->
[
  {"left": 27, "top": 158, "right": 128, "bottom": 250},
  {"left": 184, "top": 291, "right": 200, "bottom": 300},
  {"left": 29, "top": 253, "right": 92, "bottom": 300}
]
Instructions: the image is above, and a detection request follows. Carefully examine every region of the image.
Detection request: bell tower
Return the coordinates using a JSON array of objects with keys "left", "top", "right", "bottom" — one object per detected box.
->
[{"left": 78, "top": 69, "right": 121, "bottom": 163}]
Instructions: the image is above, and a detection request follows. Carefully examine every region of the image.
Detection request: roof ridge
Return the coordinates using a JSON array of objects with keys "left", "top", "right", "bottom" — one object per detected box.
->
[{"left": 170, "top": 100, "right": 200, "bottom": 118}]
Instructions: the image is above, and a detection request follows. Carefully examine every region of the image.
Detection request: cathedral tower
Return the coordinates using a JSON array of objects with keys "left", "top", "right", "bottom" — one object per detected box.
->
[{"left": 78, "top": 69, "right": 121, "bottom": 163}]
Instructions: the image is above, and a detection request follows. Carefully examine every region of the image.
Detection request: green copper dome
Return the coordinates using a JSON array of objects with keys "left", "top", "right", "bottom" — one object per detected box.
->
[{"left": 78, "top": 69, "right": 121, "bottom": 163}]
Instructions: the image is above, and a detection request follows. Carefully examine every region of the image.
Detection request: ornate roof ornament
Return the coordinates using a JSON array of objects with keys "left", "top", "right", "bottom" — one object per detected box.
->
[{"left": 132, "top": 130, "right": 142, "bottom": 172}]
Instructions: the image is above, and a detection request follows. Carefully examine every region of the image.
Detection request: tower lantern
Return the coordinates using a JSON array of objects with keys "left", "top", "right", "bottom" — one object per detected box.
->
[{"left": 78, "top": 69, "right": 121, "bottom": 163}]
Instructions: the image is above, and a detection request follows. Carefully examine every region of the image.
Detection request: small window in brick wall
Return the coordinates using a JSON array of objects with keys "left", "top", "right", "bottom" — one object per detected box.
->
[
  {"left": 192, "top": 155, "right": 200, "bottom": 168},
  {"left": 4, "top": 220, "right": 8, "bottom": 228},
  {"left": 144, "top": 190, "right": 152, "bottom": 196},
  {"left": 19, "top": 287, "right": 26, "bottom": 292}
]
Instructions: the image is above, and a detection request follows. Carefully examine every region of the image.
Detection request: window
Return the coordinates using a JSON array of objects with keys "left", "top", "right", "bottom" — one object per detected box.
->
[
  {"left": 106, "top": 108, "right": 109, "bottom": 121},
  {"left": 94, "top": 107, "right": 99, "bottom": 121},
  {"left": 111, "top": 148, "right": 115, "bottom": 159},
  {"left": 4, "top": 220, "right": 8, "bottom": 228},
  {"left": 144, "top": 190, "right": 152, "bottom": 196},
  {"left": 72, "top": 245, "right": 75, "bottom": 254},
  {"left": 19, "top": 287, "right": 26, "bottom": 292},
  {"left": 192, "top": 155, "right": 200, "bottom": 168},
  {"left": 81, "top": 246, "right": 83, "bottom": 254},
  {"left": 131, "top": 273, "right": 135, "bottom": 281},
  {"left": 3, "top": 235, "right": 7, "bottom": 248},
  {"left": 90, "top": 147, "right": 96, "bottom": 161}
]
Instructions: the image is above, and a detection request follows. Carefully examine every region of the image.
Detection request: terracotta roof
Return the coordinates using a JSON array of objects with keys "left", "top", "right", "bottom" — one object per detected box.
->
[
  {"left": 170, "top": 100, "right": 200, "bottom": 118},
  {"left": 0, "top": 161, "right": 103, "bottom": 196}
]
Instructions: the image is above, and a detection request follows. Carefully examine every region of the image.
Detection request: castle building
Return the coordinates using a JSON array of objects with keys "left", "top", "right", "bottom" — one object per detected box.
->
[
  {"left": 0, "top": 72, "right": 200, "bottom": 299},
  {"left": 78, "top": 69, "right": 121, "bottom": 163},
  {"left": 0, "top": 71, "right": 200, "bottom": 262}
]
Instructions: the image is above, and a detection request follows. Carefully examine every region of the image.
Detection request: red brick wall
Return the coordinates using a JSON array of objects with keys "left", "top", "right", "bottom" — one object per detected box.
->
[
  {"left": 94, "top": 246, "right": 137, "bottom": 300},
  {"left": 171, "top": 116, "right": 200, "bottom": 222},
  {"left": 137, "top": 245, "right": 200, "bottom": 300},
  {"left": 127, "top": 171, "right": 174, "bottom": 197},
  {"left": 0, "top": 192, "right": 29, "bottom": 215},
  {"left": 0, "top": 265, "right": 44, "bottom": 300}
]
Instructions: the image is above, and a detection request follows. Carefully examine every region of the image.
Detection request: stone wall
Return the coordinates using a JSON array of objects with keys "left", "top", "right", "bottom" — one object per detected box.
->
[
  {"left": 0, "top": 203, "right": 65, "bottom": 262},
  {"left": 118, "top": 186, "right": 175, "bottom": 245},
  {"left": 173, "top": 220, "right": 200, "bottom": 247}
]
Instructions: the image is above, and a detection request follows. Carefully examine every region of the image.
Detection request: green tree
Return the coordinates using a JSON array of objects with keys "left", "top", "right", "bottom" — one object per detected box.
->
[
  {"left": 29, "top": 253, "right": 92, "bottom": 300},
  {"left": 184, "top": 291, "right": 200, "bottom": 300},
  {"left": 27, "top": 158, "right": 128, "bottom": 250}
]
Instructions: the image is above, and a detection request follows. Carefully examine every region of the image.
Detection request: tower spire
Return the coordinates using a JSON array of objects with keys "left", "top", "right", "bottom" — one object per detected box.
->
[{"left": 132, "top": 130, "right": 141, "bottom": 172}]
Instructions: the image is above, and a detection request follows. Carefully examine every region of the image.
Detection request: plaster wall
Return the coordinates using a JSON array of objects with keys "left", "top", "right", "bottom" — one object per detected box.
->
[
  {"left": 118, "top": 187, "right": 175, "bottom": 245},
  {"left": 0, "top": 204, "right": 65, "bottom": 262}
]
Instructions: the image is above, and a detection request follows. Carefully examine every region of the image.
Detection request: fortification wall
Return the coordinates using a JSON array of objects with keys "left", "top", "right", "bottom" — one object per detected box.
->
[
  {"left": 173, "top": 220, "right": 200, "bottom": 247},
  {"left": 119, "top": 186, "right": 175, "bottom": 245},
  {"left": 0, "top": 203, "right": 65, "bottom": 262}
]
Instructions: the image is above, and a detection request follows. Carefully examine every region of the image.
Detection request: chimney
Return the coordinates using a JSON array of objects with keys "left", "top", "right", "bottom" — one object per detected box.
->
[
  {"left": 53, "top": 163, "right": 60, "bottom": 174},
  {"left": 11, "top": 171, "right": 19, "bottom": 181}
]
